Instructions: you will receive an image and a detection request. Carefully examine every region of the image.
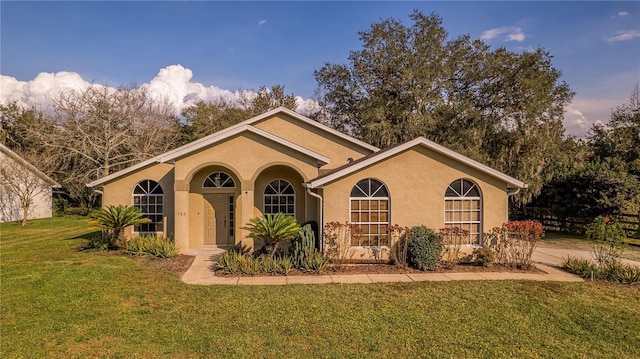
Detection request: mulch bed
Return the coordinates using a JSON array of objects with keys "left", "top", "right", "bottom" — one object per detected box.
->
[
  {"left": 104, "top": 250, "right": 546, "bottom": 277},
  {"left": 213, "top": 261, "right": 547, "bottom": 277}
]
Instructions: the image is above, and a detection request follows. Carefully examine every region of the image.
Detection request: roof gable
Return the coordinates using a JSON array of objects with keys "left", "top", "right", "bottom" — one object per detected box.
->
[
  {"left": 306, "top": 137, "right": 527, "bottom": 189},
  {"left": 0, "top": 144, "right": 60, "bottom": 187},
  {"left": 88, "top": 107, "right": 375, "bottom": 187}
]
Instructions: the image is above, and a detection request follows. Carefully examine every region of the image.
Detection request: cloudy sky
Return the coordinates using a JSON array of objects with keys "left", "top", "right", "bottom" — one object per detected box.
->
[{"left": 1, "top": 1, "right": 639, "bottom": 138}]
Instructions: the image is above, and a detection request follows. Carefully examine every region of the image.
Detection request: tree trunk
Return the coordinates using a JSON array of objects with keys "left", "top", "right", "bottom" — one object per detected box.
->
[{"left": 21, "top": 205, "right": 29, "bottom": 226}]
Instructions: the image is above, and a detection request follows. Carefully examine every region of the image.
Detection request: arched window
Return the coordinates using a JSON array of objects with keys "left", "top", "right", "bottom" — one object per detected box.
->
[
  {"left": 203, "top": 171, "right": 235, "bottom": 188},
  {"left": 133, "top": 180, "right": 163, "bottom": 233},
  {"left": 264, "top": 179, "right": 295, "bottom": 216},
  {"left": 444, "top": 179, "right": 481, "bottom": 244},
  {"left": 349, "top": 178, "right": 390, "bottom": 247}
]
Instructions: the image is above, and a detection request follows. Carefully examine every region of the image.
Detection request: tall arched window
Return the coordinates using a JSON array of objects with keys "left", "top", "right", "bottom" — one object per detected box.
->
[
  {"left": 203, "top": 171, "right": 235, "bottom": 188},
  {"left": 264, "top": 179, "right": 295, "bottom": 216},
  {"left": 349, "top": 178, "right": 390, "bottom": 247},
  {"left": 444, "top": 179, "right": 481, "bottom": 244},
  {"left": 133, "top": 180, "right": 163, "bottom": 233}
]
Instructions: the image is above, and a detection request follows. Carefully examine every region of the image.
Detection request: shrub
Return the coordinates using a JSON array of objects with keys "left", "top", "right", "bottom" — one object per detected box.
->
[
  {"left": 53, "top": 198, "right": 68, "bottom": 217},
  {"left": 388, "top": 225, "right": 411, "bottom": 268},
  {"left": 84, "top": 235, "right": 114, "bottom": 251},
  {"left": 242, "top": 213, "right": 301, "bottom": 258},
  {"left": 323, "top": 222, "right": 359, "bottom": 269},
  {"left": 90, "top": 205, "right": 150, "bottom": 248},
  {"left": 562, "top": 256, "right": 640, "bottom": 285},
  {"left": 125, "top": 235, "right": 179, "bottom": 258},
  {"left": 217, "top": 251, "right": 295, "bottom": 275},
  {"left": 227, "top": 241, "right": 251, "bottom": 256},
  {"left": 438, "top": 227, "right": 469, "bottom": 269},
  {"left": 586, "top": 216, "right": 626, "bottom": 267},
  {"left": 407, "top": 226, "right": 442, "bottom": 271},
  {"left": 290, "top": 224, "right": 328, "bottom": 273},
  {"left": 473, "top": 247, "right": 496, "bottom": 267},
  {"left": 485, "top": 221, "right": 544, "bottom": 269}
]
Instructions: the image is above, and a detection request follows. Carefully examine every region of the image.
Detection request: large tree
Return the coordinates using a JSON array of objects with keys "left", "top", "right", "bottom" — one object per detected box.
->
[{"left": 314, "top": 11, "right": 574, "bottom": 204}]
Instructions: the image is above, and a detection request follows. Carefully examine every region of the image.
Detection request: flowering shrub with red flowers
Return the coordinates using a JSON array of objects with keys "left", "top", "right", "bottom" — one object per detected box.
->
[{"left": 586, "top": 215, "right": 626, "bottom": 267}]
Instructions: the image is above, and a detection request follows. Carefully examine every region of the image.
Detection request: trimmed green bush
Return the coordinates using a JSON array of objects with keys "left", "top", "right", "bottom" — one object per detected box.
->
[
  {"left": 407, "top": 226, "right": 442, "bottom": 271},
  {"left": 473, "top": 247, "right": 496, "bottom": 267}
]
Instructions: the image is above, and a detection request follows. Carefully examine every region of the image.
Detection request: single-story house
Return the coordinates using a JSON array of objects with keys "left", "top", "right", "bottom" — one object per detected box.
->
[
  {"left": 0, "top": 143, "right": 61, "bottom": 223},
  {"left": 87, "top": 107, "right": 526, "bottom": 257}
]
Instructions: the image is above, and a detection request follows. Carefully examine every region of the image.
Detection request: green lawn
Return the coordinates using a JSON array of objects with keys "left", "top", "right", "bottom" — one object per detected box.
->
[{"left": 2, "top": 217, "right": 639, "bottom": 358}]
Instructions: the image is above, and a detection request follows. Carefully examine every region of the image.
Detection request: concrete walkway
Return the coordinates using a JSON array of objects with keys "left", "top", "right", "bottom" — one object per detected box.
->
[{"left": 178, "top": 245, "right": 640, "bottom": 286}]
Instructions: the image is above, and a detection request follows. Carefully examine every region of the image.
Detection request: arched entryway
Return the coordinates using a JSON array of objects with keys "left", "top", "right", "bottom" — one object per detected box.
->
[{"left": 190, "top": 166, "right": 240, "bottom": 247}]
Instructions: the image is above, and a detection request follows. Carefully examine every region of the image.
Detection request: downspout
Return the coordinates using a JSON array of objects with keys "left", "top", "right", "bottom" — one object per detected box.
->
[{"left": 305, "top": 184, "right": 323, "bottom": 251}]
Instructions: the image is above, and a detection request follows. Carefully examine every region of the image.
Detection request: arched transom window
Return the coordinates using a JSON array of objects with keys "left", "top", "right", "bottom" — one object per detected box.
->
[
  {"left": 203, "top": 171, "right": 235, "bottom": 188},
  {"left": 264, "top": 179, "right": 295, "bottom": 216},
  {"left": 133, "top": 180, "right": 163, "bottom": 233},
  {"left": 444, "top": 179, "right": 481, "bottom": 244},
  {"left": 350, "top": 178, "right": 390, "bottom": 247}
]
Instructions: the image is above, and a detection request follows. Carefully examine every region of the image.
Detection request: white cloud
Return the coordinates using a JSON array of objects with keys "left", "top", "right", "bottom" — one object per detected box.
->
[
  {"left": 480, "top": 27, "right": 526, "bottom": 42},
  {"left": 618, "top": 11, "right": 629, "bottom": 16},
  {"left": 0, "top": 65, "right": 318, "bottom": 118},
  {"left": 563, "top": 97, "right": 621, "bottom": 138},
  {"left": 605, "top": 30, "right": 640, "bottom": 42},
  {"left": 258, "top": 20, "right": 267, "bottom": 26}
]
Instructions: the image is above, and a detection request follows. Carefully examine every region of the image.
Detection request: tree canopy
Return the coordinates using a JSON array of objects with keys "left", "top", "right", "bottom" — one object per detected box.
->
[{"left": 314, "top": 11, "right": 574, "bottom": 204}]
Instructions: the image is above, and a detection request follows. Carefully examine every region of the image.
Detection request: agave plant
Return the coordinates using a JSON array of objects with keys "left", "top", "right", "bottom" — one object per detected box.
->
[
  {"left": 90, "top": 205, "right": 150, "bottom": 248},
  {"left": 242, "top": 213, "right": 301, "bottom": 258}
]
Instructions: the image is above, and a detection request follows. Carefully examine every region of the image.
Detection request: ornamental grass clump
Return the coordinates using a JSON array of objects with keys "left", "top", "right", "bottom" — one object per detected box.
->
[{"left": 125, "top": 234, "right": 179, "bottom": 258}]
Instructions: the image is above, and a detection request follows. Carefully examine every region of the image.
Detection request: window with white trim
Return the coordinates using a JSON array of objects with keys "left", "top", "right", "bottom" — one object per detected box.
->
[
  {"left": 203, "top": 171, "right": 235, "bottom": 188},
  {"left": 349, "top": 178, "right": 390, "bottom": 247},
  {"left": 133, "top": 180, "right": 163, "bottom": 233},
  {"left": 264, "top": 179, "right": 295, "bottom": 216},
  {"left": 444, "top": 179, "right": 481, "bottom": 245}
]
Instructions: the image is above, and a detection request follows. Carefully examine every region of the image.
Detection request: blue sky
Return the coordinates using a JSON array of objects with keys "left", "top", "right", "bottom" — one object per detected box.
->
[{"left": 1, "top": 1, "right": 639, "bottom": 137}]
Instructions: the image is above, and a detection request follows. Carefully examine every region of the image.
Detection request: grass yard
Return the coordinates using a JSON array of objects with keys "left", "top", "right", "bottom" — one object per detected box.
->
[{"left": 2, "top": 217, "right": 639, "bottom": 358}]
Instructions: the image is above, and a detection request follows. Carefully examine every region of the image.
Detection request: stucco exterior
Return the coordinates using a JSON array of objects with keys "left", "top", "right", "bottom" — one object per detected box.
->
[{"left": 87, "top": 107, "right": 526, "bottom": 257}]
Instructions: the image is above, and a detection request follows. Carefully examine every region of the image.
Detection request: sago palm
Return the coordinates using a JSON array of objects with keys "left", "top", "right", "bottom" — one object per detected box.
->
[
  {"left": 242, "top": 213, "right": 301, "bottom": 258},
  {"left": 90, "top": 205, "right": 150, "bottom": 248}
]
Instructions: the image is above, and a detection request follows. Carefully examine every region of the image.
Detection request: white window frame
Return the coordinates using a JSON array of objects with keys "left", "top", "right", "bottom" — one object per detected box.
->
[
  {"left": 203, "top": 171, "right": 236, "bottom": 188},
  {"left": 132, "top": 180, "right": 164, "bottom": 234},
  {"left": 263, "top": 179, "right": 295, "bottom": 216},
  {"left": 349, "top": 178, "right": 390, "bottom": 248},
  {"left": 444, "top": 179, "right": 482, "bottom": 245}
]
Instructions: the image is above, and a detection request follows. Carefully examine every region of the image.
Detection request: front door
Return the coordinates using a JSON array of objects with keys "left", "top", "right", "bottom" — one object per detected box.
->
[{"left": 204, "top": 194, "right": 233, "bottom": 246}]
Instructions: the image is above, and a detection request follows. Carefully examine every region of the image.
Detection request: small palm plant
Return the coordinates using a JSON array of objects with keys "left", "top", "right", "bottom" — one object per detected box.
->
[
  {"left": 90, "top": 205, "right": 150, "bottom": 248},
  {"left": 242, "top": 213, "right": 301, "bottom": 258}
]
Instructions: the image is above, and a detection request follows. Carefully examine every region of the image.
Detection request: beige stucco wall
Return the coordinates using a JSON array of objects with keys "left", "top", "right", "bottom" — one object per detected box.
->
[
  {"left": 101, "top": 163, "right": 175, "bottom": 239},
  {"left": 253, "top": 113, "right": 374, "bottom": 170},
  {"left": 173, "top": 132, "right": 322, "bottom": 251},
  {"left": 321, "top": 145, "right": 510, "bottom": 259}
]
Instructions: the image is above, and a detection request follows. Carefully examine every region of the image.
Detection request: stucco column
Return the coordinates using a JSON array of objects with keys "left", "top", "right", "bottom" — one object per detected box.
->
[
  {"left": 174, "top": 189, "right": 190, "bottom": 254},
  {"left": 240, "top": 189, "right": 255, "bottom": 249}
]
